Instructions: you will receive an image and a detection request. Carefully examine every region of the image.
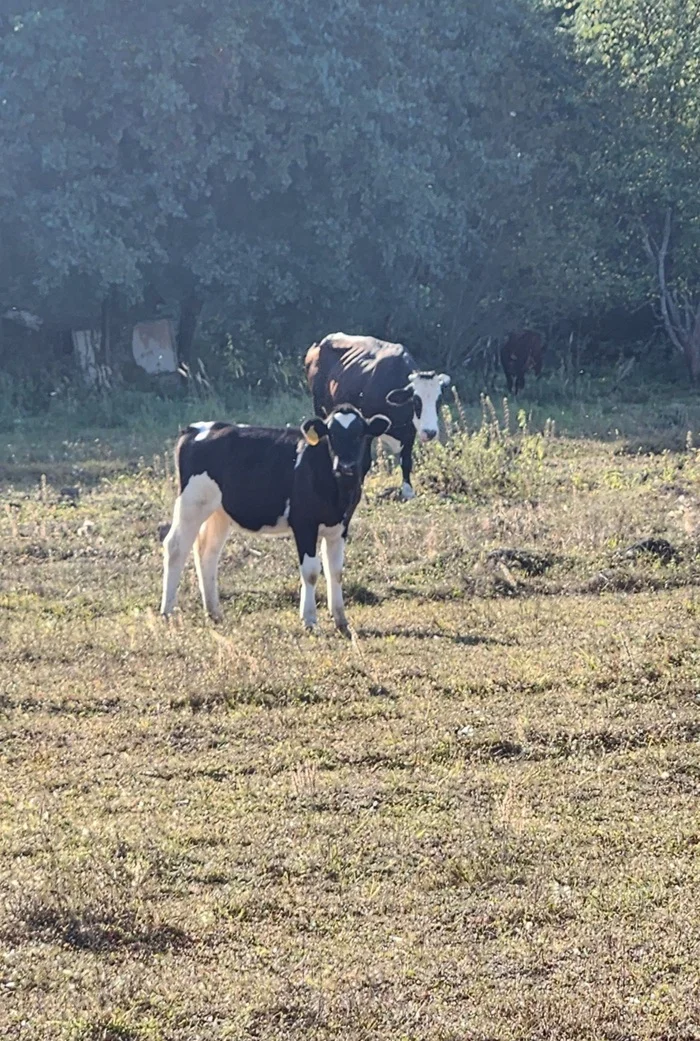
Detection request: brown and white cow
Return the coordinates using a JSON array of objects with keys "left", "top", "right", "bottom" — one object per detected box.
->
[
  {"left": 305, "top": 332, "right": 450, "bottom": 500},
  {"left": 500, "top": 330, "right": 544, "bottom": 395}
]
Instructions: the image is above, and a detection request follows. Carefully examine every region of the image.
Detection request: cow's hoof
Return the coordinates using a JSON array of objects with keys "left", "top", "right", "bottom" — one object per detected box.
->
[
  {"left": 333, "top": 617, "right": 351, "bottom": 637},
  {"left": 208, "top": 612, "right": 224, "bottom": 624},
  {"left": 401, "top": 483, "right": 416, "bottom": 500}
]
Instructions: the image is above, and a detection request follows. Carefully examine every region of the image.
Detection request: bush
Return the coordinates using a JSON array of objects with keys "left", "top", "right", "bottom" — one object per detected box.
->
[{"left": 416, "top": 394, "right": 553, "bottom": 502}]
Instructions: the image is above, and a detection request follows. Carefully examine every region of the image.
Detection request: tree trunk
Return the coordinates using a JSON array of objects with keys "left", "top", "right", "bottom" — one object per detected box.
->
[
  {"left": 177, "top": 293, "right": 203, "bottom": 367},
  {"left": 684, "top": 340, "right": 700, "bottom": 383},
  {"left": 72, "top": 293, "right": 120, "bottom": 388},
  {"left": 642, "top": 210, "right": 700, "bottom": 387},
  {"left": 73, "top": 328, "right": 111, "bottom": 389}
]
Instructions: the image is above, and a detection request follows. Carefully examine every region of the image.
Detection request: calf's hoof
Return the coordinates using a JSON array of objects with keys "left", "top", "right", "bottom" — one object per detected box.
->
[
  {"left": 401, "top": 482, "right": 416, "bottom": 501},
  {"left": 302, "top": 613, "right": 319, "bottom": 633},
  {"left": 333, "top": 615, "right": 351, "bottom": 637}
]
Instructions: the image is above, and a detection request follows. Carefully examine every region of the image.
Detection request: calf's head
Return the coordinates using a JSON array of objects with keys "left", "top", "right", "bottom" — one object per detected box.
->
[
  {"left": 385, "top": 370, "right": 450, "bottom": 442},
  {"left": 301, "top": 405, "right": 390, "bottom": 479}
]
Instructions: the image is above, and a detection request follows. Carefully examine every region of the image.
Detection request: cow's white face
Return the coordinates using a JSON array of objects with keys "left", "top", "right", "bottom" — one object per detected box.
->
[{"left": 386, "top": 371, "right": 451, "bottom": 442}]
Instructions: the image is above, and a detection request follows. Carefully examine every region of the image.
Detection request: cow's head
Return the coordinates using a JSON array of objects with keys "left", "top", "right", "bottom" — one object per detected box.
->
[
  {"left": 385, "top": 370, "right": 451, "bottom": 442},
  {"left": 301, "top": 405, "right": 390, "bottom": 479}
]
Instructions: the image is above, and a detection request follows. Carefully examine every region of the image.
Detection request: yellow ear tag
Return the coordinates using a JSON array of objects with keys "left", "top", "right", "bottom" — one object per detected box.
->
[{"left": 305, "top": 428, "right": 320, "bottom": 446}]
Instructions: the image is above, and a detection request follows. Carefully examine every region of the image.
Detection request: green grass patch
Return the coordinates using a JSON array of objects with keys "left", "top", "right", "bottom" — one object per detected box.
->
[{"left": 1, "top": 389, "right": 699, "bottom": 1040}]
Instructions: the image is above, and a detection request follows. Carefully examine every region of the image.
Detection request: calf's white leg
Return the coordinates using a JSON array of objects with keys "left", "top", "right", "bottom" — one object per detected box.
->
[
  {"left": 294, "top": 525, "right": 320, "bottom": 630},
  {"left": 299, "top": 553, "right": 321, "bottom": 629},
  {"left": 321, "top": 529, "right": 348, "bottom": 631},
  {"left": 193, "top": 507, "right": 233, "bottom": 621},
  {"left": 161, "top": 473, "right": 222, "bottom": 617}
]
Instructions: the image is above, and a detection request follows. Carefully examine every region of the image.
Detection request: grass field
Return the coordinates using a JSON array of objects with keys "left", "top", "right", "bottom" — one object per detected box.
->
[{"left": 1, "top": 388, "right": 699, "bottom": 1041}]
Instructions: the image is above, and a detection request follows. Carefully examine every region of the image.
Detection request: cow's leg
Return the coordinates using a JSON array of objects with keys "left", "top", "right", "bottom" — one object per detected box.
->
[
  {"left": 161, "top": 474, "right": 222, "bottom": 617},
  {"left": 193, "top": 507, "right": 233, "bottom": 622},
  {"left": 294, "top": 524, "right": 320, "bottom": 630},
  {"left": 400, "top": 433, "right": 416, "bottom": 500},
  {"left": 321, "top": 526, "right": 348, "bottom": 632}
]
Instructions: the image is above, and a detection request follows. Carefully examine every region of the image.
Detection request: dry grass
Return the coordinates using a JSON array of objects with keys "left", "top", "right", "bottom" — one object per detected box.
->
[{"left": 1, "top": 402, "right": 700, "bottom": 1041}]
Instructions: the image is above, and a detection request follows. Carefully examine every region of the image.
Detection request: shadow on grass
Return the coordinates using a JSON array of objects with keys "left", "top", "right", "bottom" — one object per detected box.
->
[
  {"left": 356, "top": 625, "right": 507, "bottom": 646},
  {"left": 8, "top": 901, "right": 191, "bottom": 953},
  {"left": 439, "top": 720, "right": 700, "bottom": 765},
  {"left": 219, "top": 583, "right": 383, "bottom": 613},
  {"left": 220, "top": 588, "right": 298, "bottom": 613}
]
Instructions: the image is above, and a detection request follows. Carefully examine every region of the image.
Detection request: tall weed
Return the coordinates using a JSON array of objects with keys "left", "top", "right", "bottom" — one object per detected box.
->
[{"left": 417, "top": 394, "right": 553, "bottom": 502}]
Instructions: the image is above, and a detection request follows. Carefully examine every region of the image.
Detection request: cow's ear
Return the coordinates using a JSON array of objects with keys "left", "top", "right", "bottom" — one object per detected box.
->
[
  {"left": 366, "top": 414, "right": 392, "bottom": 438},
  {"left": 301, "top": 417, "right": 328, "bottom": 446},
  {"left": 438, "top": 373, "right": 451, "bottom": 387},
  {"left": 386, "top": 386, "right": 413, "bottom": 406}
]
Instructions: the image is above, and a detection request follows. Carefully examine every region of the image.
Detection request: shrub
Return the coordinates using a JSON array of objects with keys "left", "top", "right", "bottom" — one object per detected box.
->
[{"left": 416, "top": 394, "right": 553, "bottom": 502}]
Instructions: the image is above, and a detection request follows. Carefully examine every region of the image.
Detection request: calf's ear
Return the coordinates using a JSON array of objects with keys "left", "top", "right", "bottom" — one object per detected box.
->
[
  {"left": 438, "top": 373, "right": 451, "bottom": 387},
  {"left": 301, "top": 417, "right": 328, "bottom": 446},
  {"left": 366, "top": 414, "right": 392, "bottom": 437},
  {"left": 386, "top": 386, "right": 413, "bottom": 406}
]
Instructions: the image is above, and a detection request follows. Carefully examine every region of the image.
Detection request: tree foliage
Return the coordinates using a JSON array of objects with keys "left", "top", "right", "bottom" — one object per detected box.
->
[
  {"left": 559, "top": 0, "right": 700, "bottom": 375},
  {"left": 1, "top": 0, "right": 700, "bottom": 381}
]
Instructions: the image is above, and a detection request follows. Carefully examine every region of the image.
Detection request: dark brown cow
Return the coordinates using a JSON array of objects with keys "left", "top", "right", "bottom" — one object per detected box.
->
[{"left": 500, "top": 330, "right": 544, "bottom": 395}]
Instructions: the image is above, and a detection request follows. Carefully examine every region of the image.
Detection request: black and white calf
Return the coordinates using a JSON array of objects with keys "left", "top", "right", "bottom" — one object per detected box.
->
[
  {"left": 304, "top": 332, "right": 450, "bottom": 499},
  {"left": 160, "top": 405, "right": 390, "bottom": 630}
]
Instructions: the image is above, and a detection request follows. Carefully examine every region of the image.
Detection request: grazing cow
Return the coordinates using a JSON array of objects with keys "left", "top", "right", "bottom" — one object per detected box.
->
[
  {"left": 304, "top": 332, "right": 450, "bottom": 500},
  {"left": 160, "top": 405, "right": 390, "bottom": 631},
  {"left": 500, "top": 330, "right": 544, "bottom": 395}
]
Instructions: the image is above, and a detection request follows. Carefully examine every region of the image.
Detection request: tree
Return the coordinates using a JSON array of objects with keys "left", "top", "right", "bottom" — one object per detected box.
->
[
  {"left": 554, "top": 0, "right": 700, "bottom": 379},
  {"left": 0, "top": 0, "right": 636, "bottom": 387},
  {"left": 642, "top": 209, "right": 700, "bottom": 381}
]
